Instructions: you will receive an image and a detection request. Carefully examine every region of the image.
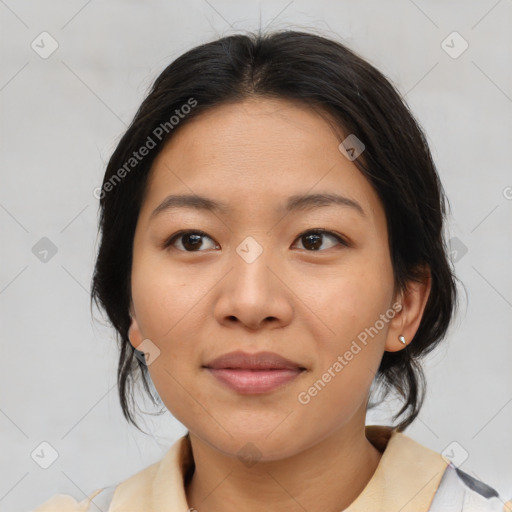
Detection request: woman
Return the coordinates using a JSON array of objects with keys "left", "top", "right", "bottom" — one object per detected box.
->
[{"left": 33, "top": 30, "right": 510, "bottom": 511}]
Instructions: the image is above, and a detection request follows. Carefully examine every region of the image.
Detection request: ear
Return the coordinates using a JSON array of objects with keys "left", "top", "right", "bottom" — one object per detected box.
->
[
  {"left": 128, "top": 301, "right": 144, "bottom": 350},
  {"left": 385, "top": 266, "right": 431, "bottom": 352}
]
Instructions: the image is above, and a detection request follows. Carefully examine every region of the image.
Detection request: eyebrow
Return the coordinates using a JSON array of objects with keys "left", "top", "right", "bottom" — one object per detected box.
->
[{"left": 150, "top": 192, "right": 366, "bottom": 219}]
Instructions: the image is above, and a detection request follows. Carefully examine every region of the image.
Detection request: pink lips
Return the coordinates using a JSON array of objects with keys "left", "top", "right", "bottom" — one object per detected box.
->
[{"left": 203, "top": 350, "right": 306, "bottom": 394}]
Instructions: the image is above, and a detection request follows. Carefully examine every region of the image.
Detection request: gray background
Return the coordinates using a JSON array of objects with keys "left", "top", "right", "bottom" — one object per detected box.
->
[{"left": 1, "top": 1, "right": 511, "bottom": 510}]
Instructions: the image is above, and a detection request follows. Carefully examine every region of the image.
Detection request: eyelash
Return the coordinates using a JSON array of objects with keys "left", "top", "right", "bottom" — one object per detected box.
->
[{"left": 162, "top": 229, "right": 349, "bottom": 252}]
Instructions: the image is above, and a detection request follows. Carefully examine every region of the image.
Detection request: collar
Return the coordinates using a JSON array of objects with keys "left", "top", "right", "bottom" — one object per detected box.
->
[{"left": 109, "top": 425, "right": 448, "bottom": 511}]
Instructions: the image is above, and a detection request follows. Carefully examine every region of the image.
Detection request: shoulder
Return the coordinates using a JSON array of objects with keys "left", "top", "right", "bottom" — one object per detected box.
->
[
  {"left": 30, "top": 486, "right": 117, "bottom": 511},
  {"left": 371, "top": 426, "right": 511, "bottom": 512},
  {"left": 429, "top": 462, "right": 512, "bottom": 512},
  {"left": 29, "top": 435, "right": 189, "bottom": 512}
]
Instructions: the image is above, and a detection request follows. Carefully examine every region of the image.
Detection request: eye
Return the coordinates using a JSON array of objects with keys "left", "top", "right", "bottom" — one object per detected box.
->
[
  {"left": 163, "top": 230, "right": 219, "bottom": 252},
  {"left": 292, "top": 229, "right": 348, "bottom": 251},
  {"left": 163, "top": 228, "right": 348, "bottom": 253}
]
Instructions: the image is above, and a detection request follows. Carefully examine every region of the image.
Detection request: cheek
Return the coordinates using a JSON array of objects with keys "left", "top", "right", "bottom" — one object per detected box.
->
[
  {"left": 294, "top": 274, "right": 390, "bottom": 423},
  {"left": 298, "top": 262, "right": 393, "bottom": 341},
  {"left": 130, "top": 263, "right": 208, "bottom": 424},
  {"left": 131, "top": 254, "right": 207, "bottom": 341},
  {"left": 294, "top": 253, "right": 393, "bottom": 402},
  {"left": 130, "top": 251, "right": 214, "bottom": 378}
]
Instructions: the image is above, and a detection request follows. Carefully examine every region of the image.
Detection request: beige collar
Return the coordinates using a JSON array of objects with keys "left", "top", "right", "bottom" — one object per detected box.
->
[{"left": 109, "top": 425, "right": 448, "bottom": 511}]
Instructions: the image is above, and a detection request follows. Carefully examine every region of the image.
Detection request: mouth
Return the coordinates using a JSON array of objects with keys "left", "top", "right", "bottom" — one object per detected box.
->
[{"left": 203, "top": 350, "right": 307, "bottom": 394}]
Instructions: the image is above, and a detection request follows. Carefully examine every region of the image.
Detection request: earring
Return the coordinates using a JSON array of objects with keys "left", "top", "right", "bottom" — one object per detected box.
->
[{"left": 398, "top": 335, "right": 406, "bottom": 345}]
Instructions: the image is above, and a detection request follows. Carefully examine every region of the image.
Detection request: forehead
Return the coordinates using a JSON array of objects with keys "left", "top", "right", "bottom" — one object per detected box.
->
[{"left": 141, "top": 97, "right": 384, "bottom": 226}]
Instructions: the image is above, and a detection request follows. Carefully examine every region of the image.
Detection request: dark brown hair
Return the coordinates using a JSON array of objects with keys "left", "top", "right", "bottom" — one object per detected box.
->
[{"left": 91, "top": 29, "right": 458, "bottom": 433}]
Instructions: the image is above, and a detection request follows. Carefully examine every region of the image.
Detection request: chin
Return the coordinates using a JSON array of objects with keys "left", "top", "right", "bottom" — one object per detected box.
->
[
  {"left": 216, "top": 435, "right": 303, "bottom": 463},
  {"left": 190, "top": 421, "right": 315, "bottom": 464}
]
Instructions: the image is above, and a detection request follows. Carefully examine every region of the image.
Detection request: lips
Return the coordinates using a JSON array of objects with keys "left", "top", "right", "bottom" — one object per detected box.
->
[
  {"left": 203, "top": 350, "right": 305, "bottom": 371},
  {"left": 203, "top": 351, "right": 306, "bottom": 394}
]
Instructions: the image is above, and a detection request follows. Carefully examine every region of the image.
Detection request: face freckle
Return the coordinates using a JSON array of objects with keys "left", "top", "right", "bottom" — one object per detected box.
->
[{"left": 128, "top": 97, "right": 398, "bottom": 460}]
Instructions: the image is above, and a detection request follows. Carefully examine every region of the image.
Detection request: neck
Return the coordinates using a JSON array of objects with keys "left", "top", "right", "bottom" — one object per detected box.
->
[{"left": 185, "top": 420, "right": 383, "bottom": 512}]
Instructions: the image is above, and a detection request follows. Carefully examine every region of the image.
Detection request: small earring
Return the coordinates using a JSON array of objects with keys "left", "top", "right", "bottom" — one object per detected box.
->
[{"left": 398, "top": 335, "right": 406, "bottom": 345}]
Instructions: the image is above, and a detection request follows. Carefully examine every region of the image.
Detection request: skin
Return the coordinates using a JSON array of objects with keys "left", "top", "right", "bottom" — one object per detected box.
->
[{"left": 128, "top": 97, "right": 431, "bottom": 511}]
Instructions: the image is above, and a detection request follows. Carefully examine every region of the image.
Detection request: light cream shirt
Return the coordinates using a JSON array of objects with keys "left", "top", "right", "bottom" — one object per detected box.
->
[{"left": 31, "top": 425, "right": 510, "bottom": 511}]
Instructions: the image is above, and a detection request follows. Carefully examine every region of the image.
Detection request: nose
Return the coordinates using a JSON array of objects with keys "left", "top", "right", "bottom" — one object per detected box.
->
[{"left": 213, "top": 239, "right": 294, "bottom": 331}]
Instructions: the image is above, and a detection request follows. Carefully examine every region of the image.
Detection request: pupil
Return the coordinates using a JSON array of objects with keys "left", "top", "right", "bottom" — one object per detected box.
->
[
  {"left": 305, "top": 233, "right": 322, "bottom": 250},
  {"left": 184, "top": 234, "right": 202, "bottom": 251},
  {"left": 180, "top": 233, "right": 325, "bottom": 251}
]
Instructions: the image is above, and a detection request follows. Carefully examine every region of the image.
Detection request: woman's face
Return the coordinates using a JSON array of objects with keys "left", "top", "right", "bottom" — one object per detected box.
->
[{"left": 129, "top": 97, "right": 407, "bottom": 459}]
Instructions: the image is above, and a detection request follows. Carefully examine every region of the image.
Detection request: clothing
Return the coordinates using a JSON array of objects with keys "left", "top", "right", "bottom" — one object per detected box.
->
[{"left": 31, "top": 425, "right": 511, "bottom": 511}]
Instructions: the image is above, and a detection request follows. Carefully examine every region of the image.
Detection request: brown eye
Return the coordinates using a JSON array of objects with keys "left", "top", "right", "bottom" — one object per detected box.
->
[
  {"left": 163, "top": 229, "right": 347, "bottom": 252},
  {"left": 164, "top": 230, "right": 219, "bottom": 252},
  {"left": 293, "top": 229, "right": 348, "bottom": 251}
]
